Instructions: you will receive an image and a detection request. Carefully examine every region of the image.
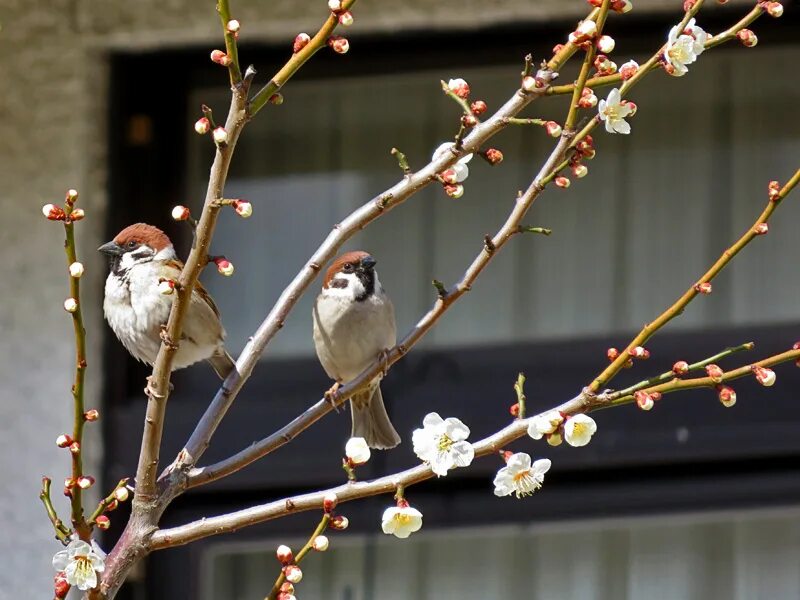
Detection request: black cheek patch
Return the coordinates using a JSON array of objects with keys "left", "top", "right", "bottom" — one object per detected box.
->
[{"left": 329, "top": 278, "right": 349, "bottom": 289}]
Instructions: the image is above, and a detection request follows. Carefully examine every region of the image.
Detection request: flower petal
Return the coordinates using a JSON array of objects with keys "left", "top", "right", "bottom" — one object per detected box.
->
[
  {"left": 449, "top": 441, "right": 475, "bottom": 468},
  {"left": 452, "top": 163, "right": 469, "bottom": 183},
  {"left": 533, "top": 458, "right": 552, "bottom": 476},
  {"left": 507, "top": 452, "right": 532, "bottom": 472},
  {"left": 444, "top": 417, "right": 470, "bottom": 442},
  {"left": 422, "top": 412, "right": 444, "bottom": 429},
  {"left": 613, "top": 119, "right": 631, "bottom": 135},
  {"left": 52, "top": 550, "right": 70, "bottom": 571}
]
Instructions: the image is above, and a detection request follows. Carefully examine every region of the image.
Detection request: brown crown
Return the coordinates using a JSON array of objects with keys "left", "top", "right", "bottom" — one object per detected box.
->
[
  {"left": 114, "top": 223, "right": 173, "bottom": 252},
  {"left": 323, "top": 250, "right": 372, "bottom": 288}
]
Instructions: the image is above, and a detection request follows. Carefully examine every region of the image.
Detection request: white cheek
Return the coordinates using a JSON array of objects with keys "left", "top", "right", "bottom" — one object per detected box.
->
[
  {"left": 119, "top": 252, "right": 140, "bottom": 271},
  {"left": 154, "top": 246, "right": 177, "bottom": 261},
  {"left": 324, "top": 272, "right": 365, "bottom": 299}
]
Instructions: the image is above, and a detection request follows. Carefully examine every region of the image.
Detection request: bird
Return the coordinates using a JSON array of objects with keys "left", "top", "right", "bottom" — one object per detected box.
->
[
  {"left": 312, "top": 251, "right": 401, "bottom": 449},
  {"left": 98, "top": 223, "right": 235, "bottom": 379}
]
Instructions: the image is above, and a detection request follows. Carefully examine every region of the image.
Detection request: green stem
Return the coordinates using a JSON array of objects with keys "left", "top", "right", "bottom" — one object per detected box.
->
[
  {"left": 217, "top": 0, "right": 242, "bottom": 85},
  {"left": 265, "top": 514, "right": 330, "bottom": 600},
  {"left": 40, "top": 477, "right": 71, "bottom": 544}
]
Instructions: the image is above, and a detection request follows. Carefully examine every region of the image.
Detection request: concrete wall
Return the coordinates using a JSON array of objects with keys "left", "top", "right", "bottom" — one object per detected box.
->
[{"left": 0, "top": 0, "right": 752, "bottom": 597}]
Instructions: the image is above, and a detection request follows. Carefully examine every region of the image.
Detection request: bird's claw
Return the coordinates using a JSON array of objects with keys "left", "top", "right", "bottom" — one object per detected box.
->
[{"left": 325, "top": 382, "right": 342, "bottom": 413}]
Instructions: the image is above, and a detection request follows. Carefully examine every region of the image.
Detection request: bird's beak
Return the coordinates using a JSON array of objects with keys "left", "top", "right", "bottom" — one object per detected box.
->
[
  {"left": 359, "top": 255, "right": 377, "bottom": 271},
  {"left": 98, "top": 240, "right": 124, "bottom": 257}
]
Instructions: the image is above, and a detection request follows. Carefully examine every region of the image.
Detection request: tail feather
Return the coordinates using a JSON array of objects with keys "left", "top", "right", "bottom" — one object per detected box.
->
[
  {"left": 350, "top": 386, "right": 400, "bottom": 449},
  {"left": 207, "top": 349, "right": 236, "bottom": 380}
]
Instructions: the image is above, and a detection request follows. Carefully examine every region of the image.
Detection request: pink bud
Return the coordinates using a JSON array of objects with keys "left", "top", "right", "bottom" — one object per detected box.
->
[
  {"left": 280, "top": 583, "right": 295, "bottom": 594},
  {"left": 695, "top": 282, "right": 712, "bottom": 294},
  {"left": 69, "top": 441, "right": 80, "bottom": 454},
  {"left": 596, "top": 35, "right": 615, "bottom": 53},
  {"left": 753, "top": 366, "right": 776, "bottom": 387},
  {"left": 293, "top": 33, "right": 311, "bottom": 53},
  {"left": 330, "top": 514, "right": 349, "bottom": 530},
  {"left": 569, "top": 20, "right": 598, "bottom": 44},
  {"left": 215, "top": 258, "right": 235, "bottom": 276},
  {"left": 64, "top": 478, "right": 76, "bottom": 489},
  {"left": 276, "top": 544, "right": 294, "bottom": 564},
  {"left": 461, "top": 114, "right": 478, "bottom": 128},
  {"left": 65, "top": 189, "right": 78, "bottom": 203},
  {"left": 95, "top": 515, "right": 111, "bottom": 530},
  {"left": 768, "top": 180, "right": 781, "bottom": 201},
  {"left": 440, "top": 169, "right": 458, "bottom": 185},
  {"left": 635, "top": 390, "right": 654, "bottom": 411},
  {"left": 42, "top": 204, "right": 66, "bottom": 221},
  {"left": 447, "top": 78, "right": 471, "bottom": 99},
  {"left": 705, "top": 364, "right": 724, "bottom": 382},
  {"left": 650, "top": 391, "right": 662, "bottom": 402},
  {"left": 484, "top": 148, "right": 503, "bottom": 165},
  {"left": 673, "top": 361, "right": 689, "bottom": 375},
  {"left": 338, "top": 11, "right": 354, "bottom": 26},
  {"left": 63, "top": 298, "right": 78, "bottom": 313},
  {"left": 212, "top": 127, "right": 229, "bottom": 145},
  {"left": 171, "top": 205, "right": 190, "bottom": 221},
  {"left": 269, "top": 93, "right": 284, "bottom": 105},
  {"left": 84, "top": 409, "right": 99, "bottom": 421},
  {"left": 323, "top": 492, "right": 338, "bottom": 513},
  {"left": 470, "top": 100, "right": 487, "bottom": 115},
  {"left": 607, "top": 347, "right": 619, "bottom": 361},
  {"left": 70, "top": 208, "right": 85, "bottom": 221},
  {"left": 625, "top": 101, "right": 637, "bottom": 116},
  {"left": 54, "top": 572, "right": 70, "bottom": 599},
  {"left": 114, "top": 486, "right": 130, "bottom": 502},
  {"left": 717, "top": 385, "right": 736, "bottom": 407},
  {"left": 232, "top": 200, "right": 253, "bottom": 218},
  {"left": 571, "top": 163, "right": 588, "bottom": 178},
  {"left": 328, "top": 36, "right": 349, "bottom": 54},
  {"left": 77, "top": 475, "right": 95, "bottom": 490},
  {"left": 766, "top": 2, "right": 783, "bottom": 17},
  {"left": 106, "top": 499, "right": 119, "bottom": 512},
  {"left": 754, "top": 222, "right": 769, "bottom": 235},
  {"left": 509, "top": 403, "right": 520, "bottom": 417},
  {"left": 56, "top": 434, "right": 72, "bottom": 448},
  {"left": 555, "top": 176, "right": 570, "bottom": 188},
  {"left": 545, "top": 121, "right": 562, "bottom": 138},
  {"left": 194, "top": 117, "right": 210, "bottom": 135},
  {"left": 578, "top": 88, "right": 598, "bottom": 108},
  {"left": 623, "top": 358, "right": 634, "bottom": 368},
  {"left": 226, "top": 19, "right": 240, "bottom": 33},
  {"left": 284, "top": 564, "right": 303, "bottom": 583},
  {"left": 210, "top": 49, "right": 231, "bottom": 66},
  {"left": 619, "top": 60, "right": 639, "bottom": 80},
  {"left": 737, "top": 29, "right": 758, "bottom": 47},
  {"left": 629, "top": 346, "right": 649, "bottom": 359},
  {"left": 444, "top": 183, "right": 464, "bottom": 199},
  {"left": 312, "top": 535, "right": 330, "bottom": 551}
]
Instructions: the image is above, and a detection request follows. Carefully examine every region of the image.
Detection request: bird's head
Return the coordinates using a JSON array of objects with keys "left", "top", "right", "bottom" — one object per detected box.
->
[
  {"left": 98, "top": 223, "right": 175, "bottom": 274},
  {"left": 322, "top": 251, "right": 379, "bottom": 302}
]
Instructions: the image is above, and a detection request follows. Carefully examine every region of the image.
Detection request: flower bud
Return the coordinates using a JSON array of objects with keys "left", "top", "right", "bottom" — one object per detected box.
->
[
  {"left": 70, "top": 208, "right": 85, "bottom": 221},
  {"left": 629, "top": 346, "right": 649, "bottom": 359},
  {"left": 754, "top": 222, "right": 769, "bottom": 235},
  {"left": 328, "top": 0, "right": 342, "bottom": 10},
  {"left": 545, "top": 121, "right": 562, "bottom": 138},
  {"left": 95, "top": 515, "right": 111, "bottom": 530},
  {"left": 635, "top": 390, "right": 654, "bottom": 411},
  {"left": 753, "top": 366, "right": 776, "bottom": 387},
  {"left": 323, "top": 492, "right": 338, "bottom": 513},
  {"left": 705, "top": 364, "right": 724, "bottom": 382},
  {"left": 69, "top": 262, "right": 84, "bottom": 278},
  {"left": 328, "top": 36, "right": 349, "bottom": 54},
  {"left": 673, "top": 361, "right": 689, "bottom": 375},
  {"left": 43, "top": 204, "right": 66, "bottom": 221},
  {"left": 470, "top": 100, "right": 487, "bottom": 115},
  {"left": 330, "top": 515, "right": 349, "bottom": 530},
  {"left": 194, "top": 117, "right": 210, "bottom": 135},
  {"left": 612, "top": 0, "right": 633, "bottom": 12},
  {"left": 157, "top": 279, "right": 175, "bottom": 295},
  {"left": 578, "top": 88, "right": 598, "bottom": 108},
  {"left": 596, "top": 35, "right": 615, "bottom": 53},
  {"left": 695, "top": 282, "right": 712, "bottom": 294},
  {"left": 64, "top": 477, "right": 76, "bottom": 489},
  {"left": 345, "top": 436, "right": 371, "bottom": 466},
  {"left": 484, "top": 148, "right": 503, "bottom": 165},
  {"left": 54, "top": 572, "right": 70, "bottom": 599},
  {"left": 717, "top": 385, "right": 736, "bottom": 407},
  {"left": 171, "top": 205, "right": 190, "bottom": 221},
  {"left": 607, "top": 348, "right": 619, "bottom": 360},
  {"left": 619, "top": 60, "right": 639, "bottom": 80},
  {"left": 737, "top": 29, "right": 758, "bottom": 47},
  {"left": 461, "top": 114, "right": 478, "bottom": 128},
  {"left": 293, "top": 33, "right": 311, "bottom": 53},
  {"left": 276, "top": 545, "right": 294, "bottom": 565},
  {"left": 650, "top": 391, "right": 662, "bottom": 402},
  {"left": 766, "top": 2, "right": 783, "bottom": 17},
  {"left": 232, "top": 199, "right": 253, "bottom": 218},
  {"left": 447, "top": 78, "right": 471, "bottom": 99},
  {"left": 114, "top": 486, "right": 130, "bottom": 502},
  {"left": 546, "top": 431, "right": 563, "bottom": 446},
  {"left": 338, "top": 11, "right": 354, "bottom": 26},
  {"left": 269, "top": 93, "right": 284, "bottom": 105},
  {"left": 215, "top": 258, "right": 235, "bottom": 276},
  {"left": 444, "top": 183, "right": 464, "bottom": 199},
  {"left": 69, "top": 441, "right": 81, "bottom": 454},
  {"left": 77, "top": 475, "right": 95, "bottom": 490},
  {"left": 210, "top": 49, "right": 231, "bottom": 66},
  {"left": 56, "top": 434, "right": 73, "bottom": 448},
  {"left": 84, "top": 409, "right": 99, "bottom": 421},
  {"left": 284, "top": 564, "right": 303, "bottom": 583},
  {"left": 212, "top": 127, "right": 229, "bottom": 145},
  {"left": 571, "top": 163, "right": 588, "bottom": 178},
  {"left": 521, "top": 75, "right": 538, "bottom": 92},
  {"left": 569, "top": 20, "right": 598, "bottom": 44},
  {"left": 555, "top": 176, "right": 570, "bottom": 188},
  {"left": 280, "top": 583, "right": 295, "bottom": 594},
  {"left": 552, "top": 43, "right": 565, "bottom": 54},
  {"left": 440, "top": 169, "right": 458, "bottom": 185},
  {"left": 768, "top": 180, "right": 781, "bottom": 201},
  {"left": 106, "top": 499, "right": 119, "bottom": 512},
  {"left": 63, "top": 298, "right": 78, "bottom": 313},
  {"left": 312, "top": 535, "right": 330, "bottom": 551},
  {"left": 226, "top": 19, "right": 240, "bottom": 33},
  {"left": 625, "top": 101, "right": 637, "bottom": 116}
]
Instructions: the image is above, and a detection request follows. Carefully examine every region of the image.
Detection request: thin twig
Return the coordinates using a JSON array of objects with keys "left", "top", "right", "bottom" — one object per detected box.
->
[
  {"left": 265, "top": 514, "right": 330, "bottom": 600},
  {"left": 40, "top": 477, "right": 71, "bottom": 544}
]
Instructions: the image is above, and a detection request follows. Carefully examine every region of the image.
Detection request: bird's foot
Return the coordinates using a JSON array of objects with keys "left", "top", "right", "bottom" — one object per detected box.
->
[
  {"left": 144, "top": 376, "right": 173, "bottom": 399},
  {"left": 378, "top": 348, "right": 392, "bottom": 377},
  {"left": 159, "top": 326, "right": 178, "bottom": 350},
  {"left": 324, "top": 381, "right": 342, "bottom": 413}
]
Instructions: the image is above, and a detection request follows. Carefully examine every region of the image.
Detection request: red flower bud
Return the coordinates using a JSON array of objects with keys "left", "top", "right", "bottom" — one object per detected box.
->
[
  {"left": 330, "top": 515, "right": 349, "bottom": 530},
  {"left": 328, "top": 36, "right": 349, "bottom": 54},
  {"left": 705, "top": 364, "right": 724, "bottom": 382},
  {"left": 84, "top": 409, "right": 99, "bottom": 421},
  {"left": 293, "top": 33, "right": 311, "bottom": 54},
  {"left": 42, "top": 204, "right": 66, "bottom": 221},
  {"left": 484, "top": 148, "right": 503, "bottom": 165},
  {"left": 754, "top": 222, "right": 769, "bottom": 235},
  {"left": 323, "top": 492, "right": 338, "bottom": 513},
  {"left": 555, "top": 176, "right": 570, "bottom": 188},
  {"left": 717, "top": 385, "right": 736, "bottom": 407},
  {"left": 672, "top": 361, "right": 689, "bottom": 375},
  {"left": 695, "top": 282, "right": 712, "bottom": 294},
  {"left": 95, "top": 515, "right": 111, "bottom": 529},
  {"left": 210, "top": 49, "right": 231, "bottom": 66},
  {"left": 54, "top": 572, "right": 70, "bottom": 599},
  {"left": 607, "top": 347, "right": 619, "bottom": 361},
  {"left": 509, "top": 402, "right": 520, "bottom": 417},
  {"left": 737, "top": 29, "right": 758, "bottom": 47},
  {"left": 470, "top": 100, "right": 487, "bottom": 115}
]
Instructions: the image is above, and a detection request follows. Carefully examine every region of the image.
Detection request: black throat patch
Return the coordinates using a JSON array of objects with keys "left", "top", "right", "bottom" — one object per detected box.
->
[{"left": 355, "top": 269, "right": 375, "bottom": 302}]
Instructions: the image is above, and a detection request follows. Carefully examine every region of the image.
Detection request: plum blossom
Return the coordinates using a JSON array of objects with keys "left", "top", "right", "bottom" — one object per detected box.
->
[
  {"left": 412, "top": 412, "right": 474, "bottom": 476},
  {"left": 527, "top": 411, "right": 564, "bottom": 440},
  {"left": 345, "top": 436, "right": 371, "bottom": 465},
  {"left": 52, "top": 539, "right": 106, "bottom": 591},
  {"left": 432, "top": 142, "right": 473, "bottom": 183},
  {"left": 563, "top": 414, "right": 597, "bottom": 447},
  {"left": 663, "top": 18, "right": 707, "bottom": 76},
  {"left": 493, "top": 453, "right": 551, "bottom": 499},
  {"left": 382, "top": 503, "right": 423, "bottom": 538},
  {"left": 598, "top": 88, "right": 633, "bottom": 134}
]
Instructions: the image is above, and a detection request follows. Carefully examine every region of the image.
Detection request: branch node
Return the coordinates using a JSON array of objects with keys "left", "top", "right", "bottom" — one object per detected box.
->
[
  {"left": 432, "top": 279, "right": 448, "bottom": 299},
  {"left": 390, "top": 148, "right": 412, "bottom": 175},
  {"left": 483, "top": 235, "right": 496, "bottom": 254}
]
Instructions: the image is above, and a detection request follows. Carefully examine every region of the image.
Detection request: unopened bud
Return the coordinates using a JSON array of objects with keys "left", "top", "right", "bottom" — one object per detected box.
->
[
  {"left": 63, "top": 298, "right": 78, "bottom": 313},
  {"left": 293, "top": 33, "right": 311, "bottom": 53},
  {"left": 114, "top": 486, "right": 130, "bottom": 502},
  {"left": 737, "top": 29, "right": 758, "bottom": 47},
  {"left": 77, "top": 476, "right": 95, "bottom": 490},
  {"left": 330, "top": 514, "right": 349, "bottom": 530},
  {"left": 56, "top": 434, "right": 72, "bottom": 448},
  {"left": 447, "top": 78, "right": 471, "bottom": 99},
  {"left": 509, "top": 402, "right": 520, "bottom": 417},
  {"left": 84, "top": 409, "right": 99, "bottom": 421},
  {"left": 312, "top": 535, "right": 330, "bottom": 551},
  {"left": 596, "top": 35, "right": 615, "bottom": 53},
  {"left": 754, "top": 222, "right": 769, "bottom": 235},
  {"left": 194, "top": 117, "right": 210, "bottom": 135},
  {"left": 440, "top": 169, "right": 458, "bottom": 185},
  {"left": 578, "top": 88, "right": 598, "bottom": 109},
  {"left": 625, "top": 101, "right": 637, "bottom": 116},
  {"left": 323, "top": 492, "right": 338, "bottom": 513},
  {"left": 555, "top": 176, "right": 570, "bottom": 188},
  {"left": 212, "top": 127, "right": 229, "bottom": 145},
  {"left": 768, "top": 180, "right": 781, "bottom": 201},
  {"left": 717, "top": 385, "right": 737, "bottom": 407},
  {"left": 470, "top": 100, "right": 487, "bottom": 115},
  {"left": 43, "top": 204, "right": 66, "bottom": 221},
  {"left": 695, "top": 282, "right": 712, "bottom": 294},
  {"left": 753, "top": 366, "right": 776, "bottom": 387},
  {"left": 171, "top": 205, "right": 190, "bottom": 221},
  {"left": 607, "top": 347, "right": 619, "bottom": 361},
  {"left": 571, "top": 163, "right": 588, "bottom": 178},
  {"left": 232, "top": 199, "right": 253, "bottom": 218},
  {"left": 672, "top": 361, "right": 689, "bottom": 375},
  {"left": 444, "top": 183, "right": 464, "bottom": 199},
  {"left": 280, "top": 583, "right": 295, "bottom": 595},
  {"left": 521, "top": 75, "right": 538, "bottom": 92},
  {"left": 276, "top": 545, "right": 294, "bottom": 565},
  {"left": 106, "top": 499, "right": 119, "bottom": 512},
  {"left": 69, "top": 441, "right": 81, "bottom": 454},
  {"left": 766, "top": 2, "right": 783, "bottom": 17},
  {"left": 484, "top": 148, "right": 503, "bottom": 165},
  {"left": 226, "top": 19, "right": 240, "bottom": 33},
  {"left": 650, "top": 391, "right": 662, "bottom": 402},
  {"left": 545, "top": 121, "right": 562, "bottom": 138},
  {"left": 95, "top": 515, "right": 111, "bottom": 530},
  {"left": 284, "top": 564, "right": 303, "bottom": 583},
  {"left": 630, "top": 346, "right": 649, "bottom": 359},
  {"left": 215, "top": 258, "right": 235, "bottom": 276},
  {"left": 338, "top": 11, "right": 354, "bottom": 26},
  {"left": 69, "top": 262, "right": 84, "bottom": 278},
  {"left": 269, "top": 93, "right": 284, "bottom": 105},
  {"left": 705, "top": 364, "right": 724, "bottom": 382},
  {"left": 328, "top": 0, "right": 342, "bottom": 10},
  {"left": 54, "top": 572, "right": 70, "bottom": 599},
  {"left": 619, "top": 60, "right": 639, "bottom": 80},
  {"left": 635, "top": 390, "right": 654, "bottom": 411},
  {"left": 210, "top": 49, "right": 231, "bottom": 66},
  {"left": 569, "top": 20, "right": 598, "bottom": 44},
  {"left": 461, "top": 114, "right": 478, "bottom": 128},
  {"left": 546, "top": 431, "right": 563, "bottom": 447},
  {"left": 328, "top": 36, "right": 349, "bottom": 54}
]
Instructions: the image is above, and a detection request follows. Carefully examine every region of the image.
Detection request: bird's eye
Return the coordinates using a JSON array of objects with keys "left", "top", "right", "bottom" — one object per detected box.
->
[
  {"left": 342, "top": 263, "right": 354, "bottom": 273},
  {"left": 126, "top": 240, "right": 137, "bottom": 250}
]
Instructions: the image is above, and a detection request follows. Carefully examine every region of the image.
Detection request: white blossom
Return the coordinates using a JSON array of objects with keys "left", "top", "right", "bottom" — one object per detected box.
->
[
  {"left": 685, "top": 18, "right": 709, "bottom": 55},
  {"left": 381, "top": 504, "right": 423, "bottom": 538},
  {"left": 493, "top": 453, "right": 551, "bottom": 499},
  {"left": 345, "top": 436, "right": 371, "bottom": 465},
  {"left": 527, "top": 411, "right": 564, "bottom": 440},
  {"left": 563, "top": 414, "right": 597, "bottom": 447},
  {"left": 432, "top": 142, "right": 473, "bottom": 183},
  {"left": 663, "top": 19, "right": 707, "bottom": 76},
  {"left": 52, "top": 539, "right": 106, "bottom": 591},
  {"left": 598, "top": 88, "right": 633, "bottom": 135},
  {"left": 412, "top": 412, "right": 475, "bottom": 476}
]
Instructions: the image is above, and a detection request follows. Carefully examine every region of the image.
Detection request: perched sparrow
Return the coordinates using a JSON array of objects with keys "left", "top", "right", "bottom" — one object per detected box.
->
[
  {"left": 313, "top": 251, "right": 400, "bottom": 449},
  {"left": 99, "top": 223, "right": 235, "bottom": 379}
]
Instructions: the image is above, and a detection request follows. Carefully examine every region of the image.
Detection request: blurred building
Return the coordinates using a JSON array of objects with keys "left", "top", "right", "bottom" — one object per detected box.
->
[{"left": 2, "top": 0, "right": 800, "bottom": 598}]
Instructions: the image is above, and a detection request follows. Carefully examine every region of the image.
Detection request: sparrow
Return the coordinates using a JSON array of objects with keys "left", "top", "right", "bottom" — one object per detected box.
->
[
  {"left": 313, "top": 251, "right": 401, "bottom": 449},
  {"left": 99, "top": 223, "right": 235, "bottom": 379}
]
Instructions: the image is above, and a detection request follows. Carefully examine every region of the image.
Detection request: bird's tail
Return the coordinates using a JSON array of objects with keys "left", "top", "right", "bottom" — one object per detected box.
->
[
  {"left": 351, "top": 386, "right": 401, "bottom": 449},
  {"left": 207, "top": 349, "right": 236, "bottom": 380}
]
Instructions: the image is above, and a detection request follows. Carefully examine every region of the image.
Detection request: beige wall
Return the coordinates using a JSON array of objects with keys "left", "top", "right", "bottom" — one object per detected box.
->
[{"left": 0, "top": 0, "right": 754, "bottom": 596}]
